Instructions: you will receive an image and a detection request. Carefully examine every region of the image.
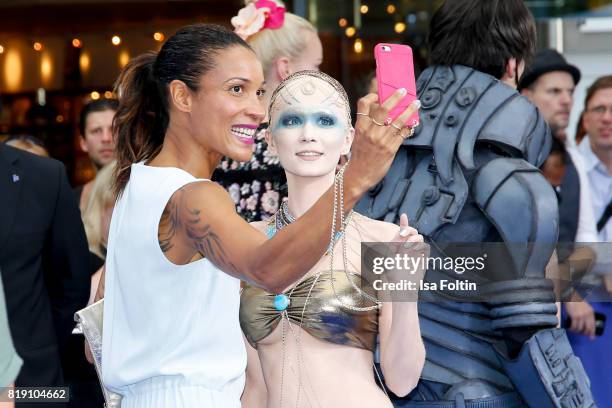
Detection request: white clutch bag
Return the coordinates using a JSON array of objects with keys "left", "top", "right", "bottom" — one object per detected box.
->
[{"left": 74, "top": 299, "right": 123, "bottom": 407}]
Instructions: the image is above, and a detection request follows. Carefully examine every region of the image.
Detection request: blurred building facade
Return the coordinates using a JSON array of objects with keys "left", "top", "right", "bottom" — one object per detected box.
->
[{"left": 0, "top": 0, "right": 610, "bottom": 181}]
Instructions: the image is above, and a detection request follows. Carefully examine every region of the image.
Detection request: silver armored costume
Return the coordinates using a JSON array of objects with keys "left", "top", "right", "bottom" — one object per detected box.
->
[{"left": 357, "top": 65, "right": 595, "bottom": 408}]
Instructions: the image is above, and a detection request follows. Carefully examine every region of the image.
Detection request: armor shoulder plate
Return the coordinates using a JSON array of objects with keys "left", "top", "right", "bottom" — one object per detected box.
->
[
  {"left": 472, "top": 157, "right": 558, "bottom": 278},
  {"left": 408, "top": 65, "right": 552, "bottom": 186}
]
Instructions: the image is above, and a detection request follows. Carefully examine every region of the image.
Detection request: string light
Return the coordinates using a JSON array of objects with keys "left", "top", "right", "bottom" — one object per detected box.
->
[
  {"left": 360, "top": 4, "right": 369, "bottom": 14},
  {"left": 111, "top": 35, "right": 121, "bottom": 46},
  {"left": 394, "top": 22, "right": 406, "bottom": 33},
  {"left": 119, "top": 50, "right": 130, "bottom": 68},
  {"left": 338, "top": 18, "right": 348, "bottom": 28},
  {"left": 33, "top": 42, "right": 43, "bottom": 52},
  {"left": 4, "top": 49, "right": 23, "bottom": 91},
  {"left": 90, "top": 91, "right": 100, "bottom": 100},
  {"left": 104, "top": 91, "right": 113, "bottom": 99},
  {"left": 80, "top": 52, "right": 91, "bottom": 73},
  {"left": 0, "top": 45, "right": 4, "bottom": 54},
  {"left": 41, "top": 53, "right": 52, "bottom": 84},
  {"left": 345, "top": 27, "right": 356, "bottom": 37},
  {"left": 354, "top": 38, "right": 363, "bottom": 54},
  {"left": 387, "top": 4, "right": 396, "bottom": 14},
  {"left": 153, "top": 32, "right": 165, "bottom": 42},
  {"left": 72, "top": 38, "right": 82, "bottom": 48}
]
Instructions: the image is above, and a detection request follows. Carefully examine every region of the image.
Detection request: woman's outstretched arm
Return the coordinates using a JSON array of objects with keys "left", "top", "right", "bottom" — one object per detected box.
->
[
  {"left": 163, "top": 179, "right": 357, "bottom": 293},
  {"left": 162, "top": 92, "right": 420, "bottom": 293}
]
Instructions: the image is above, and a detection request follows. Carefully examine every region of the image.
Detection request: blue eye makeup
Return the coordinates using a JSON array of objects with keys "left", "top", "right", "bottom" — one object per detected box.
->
[
  {"left": 275, "top": 110, "right": 341, "bottom": 130},
  {"left": 281, "top": 114, "right": 304, "bottom": 127},
  {"left": 317, "top": 115, "right": 336, "bottom": 127}
]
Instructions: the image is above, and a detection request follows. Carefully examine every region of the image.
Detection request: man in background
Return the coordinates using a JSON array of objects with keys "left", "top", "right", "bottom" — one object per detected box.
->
[
  {"left": 572, "top": 75, "right": 612, "bottom": 408},
  {"left": 520, "top": 49, "right": 579, "bottom": 142},
  {"left": 75, "top": 99, "right": 117, "bottom": 209},
  {"left": 520, "top": 50, "right": 600, "bottom": 339},
  {"left": 0, "top": 140, "right": 90, "bottom": 407},
  {"left": 67, "top": 100, "right": 117, "bottom": 407},
  {"left": 579, "top": 76, "right": 612, "bottom": 242}
]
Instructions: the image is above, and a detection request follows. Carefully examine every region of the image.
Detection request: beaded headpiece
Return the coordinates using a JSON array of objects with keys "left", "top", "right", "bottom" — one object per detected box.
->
[{"left": 268, "top": 70, "right": 352, "bottom": 126}]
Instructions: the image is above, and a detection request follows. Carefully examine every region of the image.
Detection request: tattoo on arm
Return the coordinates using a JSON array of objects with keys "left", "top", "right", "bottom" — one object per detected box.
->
[
  {"left": 185, "top": 216, "right": 240, "bottom": 276},
  {"left": 158, "top": 189, "right": 183, "bottom": 253},
  {"left": 158, "top": 187, "right": 240, "bottom": 275}
]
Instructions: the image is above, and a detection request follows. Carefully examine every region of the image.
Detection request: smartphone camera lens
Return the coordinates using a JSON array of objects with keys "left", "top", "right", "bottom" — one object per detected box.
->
[{"left": 382, "top": 45, "right": 391, "bottom": 52}]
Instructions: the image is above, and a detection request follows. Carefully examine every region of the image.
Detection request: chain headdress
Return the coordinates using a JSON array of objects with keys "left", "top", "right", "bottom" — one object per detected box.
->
[{"left": 268, "top": 70, "right": 352, "bottom": 126}]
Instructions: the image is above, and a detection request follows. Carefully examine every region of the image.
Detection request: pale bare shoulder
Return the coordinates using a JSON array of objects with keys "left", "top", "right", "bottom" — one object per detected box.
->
[{"left": 350, "top": 212, "right": 399, "bottom": 243}]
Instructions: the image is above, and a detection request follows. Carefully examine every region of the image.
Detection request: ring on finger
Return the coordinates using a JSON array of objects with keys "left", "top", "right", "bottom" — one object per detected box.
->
[
  {"left": 391, "top": 123, "right": 402, "bottom": 131},
  {"left": 356, "top": 112, "right": 369, "bottom": 117},
  {"left": 371, "top": 117, "right": 386, "bottom": 126},
  {"left": 400, "top": 126, "right": 415, "bottom": 139}
]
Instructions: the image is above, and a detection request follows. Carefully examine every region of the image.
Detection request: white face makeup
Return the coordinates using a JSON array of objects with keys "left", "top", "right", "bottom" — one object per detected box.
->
[{"left": 268, "top": 76, "right": 353, "bottom": 178}]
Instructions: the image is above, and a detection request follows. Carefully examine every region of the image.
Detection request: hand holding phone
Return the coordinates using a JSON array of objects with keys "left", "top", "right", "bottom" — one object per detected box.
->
[{"left": 374, "top": 43, "right": 419, "bottom": 127}]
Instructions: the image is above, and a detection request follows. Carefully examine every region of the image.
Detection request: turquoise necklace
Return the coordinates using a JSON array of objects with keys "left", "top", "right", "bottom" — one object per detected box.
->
[{"left": 267, "top": 201, "right": 353, "bottom": 311}]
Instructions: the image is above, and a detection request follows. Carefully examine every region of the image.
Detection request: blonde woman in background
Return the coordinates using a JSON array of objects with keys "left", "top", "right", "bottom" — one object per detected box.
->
[
  {"left": 215, "top": 0, "right": 323, "bottom": 222},
  {"left": 81, "top": 160, "right": 116, "bottom": 303},
  {"left": 235, "top": 0, "right": 322, "bottom": 106}
]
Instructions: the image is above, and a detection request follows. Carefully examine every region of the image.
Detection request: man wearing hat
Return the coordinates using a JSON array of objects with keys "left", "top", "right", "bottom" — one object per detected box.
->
[
  {"left": 520, "top": 49, "right": 581, "bottom": 141},
  {"left": 521, "top": 50, "right": 601, "bottom": 342}
]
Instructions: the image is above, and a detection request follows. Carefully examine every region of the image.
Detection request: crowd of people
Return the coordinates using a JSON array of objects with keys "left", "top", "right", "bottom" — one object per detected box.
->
[{"left": 1, "top": 0, "right": 611, "bottom": 407}]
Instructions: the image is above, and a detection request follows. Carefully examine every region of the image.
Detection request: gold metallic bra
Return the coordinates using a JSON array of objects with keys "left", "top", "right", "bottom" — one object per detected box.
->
[{"left": 240, "top": 272, "right": 378, "bottom": 351}]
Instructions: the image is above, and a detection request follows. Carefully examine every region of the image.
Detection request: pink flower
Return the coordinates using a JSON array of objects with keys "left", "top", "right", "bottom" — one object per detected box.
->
[
  {"left": 256, "top": 0, "right": 286, "bottom": 29},
  {"left": 261, "top": 190, "right": 280, "bottom": 214},
  {"left": 231, "top": 1, "right": 285, "bottom": 40},
  {"left": 231, "top": 3, "right": 266, "bottom": 40}
]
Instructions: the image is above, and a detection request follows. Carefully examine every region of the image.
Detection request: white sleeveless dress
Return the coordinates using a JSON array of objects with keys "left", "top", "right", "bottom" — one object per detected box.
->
[{"left": 102, "top": 163, "right": 246, "bottom": 407}]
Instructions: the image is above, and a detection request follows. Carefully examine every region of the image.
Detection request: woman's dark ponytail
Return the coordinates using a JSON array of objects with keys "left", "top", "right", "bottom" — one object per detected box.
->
[
  {"left": 112, "top": 24, "right": 251, "bottom": 196},
  {"left": 112, "top": 51, "right": 167, "bottom": 196}
]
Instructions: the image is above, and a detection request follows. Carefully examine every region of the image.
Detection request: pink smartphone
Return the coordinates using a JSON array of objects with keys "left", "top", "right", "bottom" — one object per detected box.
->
[{"left": 374, "top": 43, "right": 419, "bottom": 127}]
